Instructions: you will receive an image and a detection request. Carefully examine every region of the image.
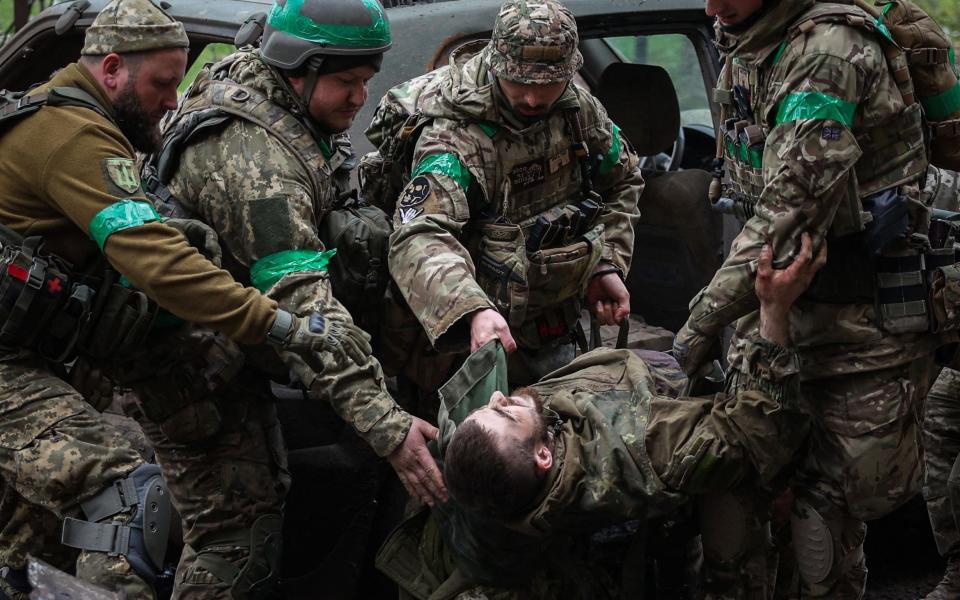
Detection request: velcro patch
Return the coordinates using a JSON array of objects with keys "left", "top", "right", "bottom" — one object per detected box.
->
[
  {"left": 508, "top": 159, "right": 547, "bottom": 190},
  {"left": 821, "top": 126, "right": 843, "bottom": 141},
  {"left": 102, "top": 158, "right": 141, "bottom": 195},
  {"left": 399, "top": 176, "right": 431, "bottom": 208}
]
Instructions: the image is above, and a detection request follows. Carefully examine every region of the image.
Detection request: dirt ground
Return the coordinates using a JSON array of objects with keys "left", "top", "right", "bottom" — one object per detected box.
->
[{"left": 864, "top": 496, "right": 945, "bottom": 599}]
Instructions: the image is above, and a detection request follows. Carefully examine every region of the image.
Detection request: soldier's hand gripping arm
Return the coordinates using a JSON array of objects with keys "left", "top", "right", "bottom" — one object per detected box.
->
[
  {"left": 586, "top": 106, "right": 643, "bottom": 326},
  {"left": 651, "top": 233, "right": 826, "bottom": 494},
  {"left": 674, "top": 41, "right": 873, "bottom": 375},
  {"left": 171, "top": 121, "right": 445, "bottom": 500},
  {"left": 388, "top": 124, "right": 499, "bottom": 349}
]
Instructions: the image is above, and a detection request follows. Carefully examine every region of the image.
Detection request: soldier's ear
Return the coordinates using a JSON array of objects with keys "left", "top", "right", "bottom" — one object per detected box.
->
[
  {"left": 100, "top": 53, "right": 123, "bottom": 91},
  {"left": 534, "top": 443, "right": 553, "bottom": 473}
]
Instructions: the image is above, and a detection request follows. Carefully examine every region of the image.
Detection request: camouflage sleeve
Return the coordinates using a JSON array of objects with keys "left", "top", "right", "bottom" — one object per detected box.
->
[
  {"left": 650, "top": 337, "right": 804, "bottom": 494},
  {"left": 686, "top": 34, "right": 875, "bottom": 336},
  {"left": 584, "top": 95, "right": 643, "bottom": 275},
  {"left": 388, "top": 121, "right": 496, "bottom": 346},
  {"left": 175, "top": 121, "right": 410, "bottom": 456}
]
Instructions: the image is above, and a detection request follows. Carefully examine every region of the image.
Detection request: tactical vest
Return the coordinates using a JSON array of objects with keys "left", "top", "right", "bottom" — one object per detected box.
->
[
  {"left": 151, "top": 53, "right": 392, "bottom": 333},
  {"left": 0, "top": 87, "right": 157, "bottom": 362},
  {"left": 713, "top": 2, "right": 950, "bottom": 334}
]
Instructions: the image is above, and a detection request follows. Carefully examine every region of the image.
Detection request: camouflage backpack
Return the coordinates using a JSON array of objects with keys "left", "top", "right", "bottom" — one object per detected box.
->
[
  {"left": 804, "top": 0, "right": 960, "bottom": 170},
  {"left": 358, "top": 67, "right": 447, "bottom": 215}
]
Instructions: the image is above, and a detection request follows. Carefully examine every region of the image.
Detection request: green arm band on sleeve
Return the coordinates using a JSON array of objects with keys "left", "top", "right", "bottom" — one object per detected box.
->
[
  {"left": 411, "top": 153, "right": 473, "bottom": 192},
  {"left": 89, "top": 199, "right": 162, "bottom": 251},
  {"left": 775, "top": 92, "right": 856, "bottom": 127},
  {"left": 922, "top": 82, "right": 960, "bottom": 121},
  {"left": 249, "top": 248, "right": 337, "bottom": 293},
  {"left": 267, "top": 0, "right": 390, "bottom": 49},
  {"left": 598, "top": 123, "right": 623, "bottom": 176}
]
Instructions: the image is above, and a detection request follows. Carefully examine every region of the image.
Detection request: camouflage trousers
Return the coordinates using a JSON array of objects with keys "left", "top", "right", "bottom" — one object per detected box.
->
[
  {"left": 703, "top": 355, "right": 935, "bottom": 600},
  {"left": 922, "top": 367, "right": 960, "bottom": 559},
  {"left": 122, "top": 325, "right": 290, "bottom": 600},
  {"left": 0, "top": 355, "right": 150, "bottom": 599}
]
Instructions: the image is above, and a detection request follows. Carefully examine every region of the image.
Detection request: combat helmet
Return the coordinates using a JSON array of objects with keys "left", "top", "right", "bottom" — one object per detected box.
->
[
  {"left": 259, "top": 0, "right": 391, "bottom": 103},
  {"left": 485, "top": 0, "right": 583, "bottom": 85}
]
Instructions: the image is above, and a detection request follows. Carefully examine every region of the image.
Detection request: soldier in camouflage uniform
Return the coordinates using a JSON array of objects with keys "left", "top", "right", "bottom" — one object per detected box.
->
[
  {"left": 377, "top": 234, "right": 825, "bottom": 600},
  {"left": 673, "top": 0, "right": 958, "bottom": 597},
  {"left": 0, "top": 1, "right": 379, "bottom": 598},
  {"left": 920, "top": 167, "right": 960, "bottom": 600},
  {"left": 385, "top": 0, "right": 643, "bottom": 389},
  {"left": 137, "top": 0, "right": 447, "bottom": 597}
]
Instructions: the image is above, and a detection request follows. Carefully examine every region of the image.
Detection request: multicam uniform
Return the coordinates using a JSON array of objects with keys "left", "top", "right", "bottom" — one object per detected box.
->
[
  {"left": 378, "top": 337, "right": 807, "bottom": 600},
  {"left": 135, "top": 49, "right": 411, "bottom": 598},
  {"left": 0, "top": 30, "right": 279, "bottom": 600},
  {"left": 672, "top": 1, "right": 953, "bottom": 597},
  {"left": 387, "top": 27, "right": 642, "bottom": 388}
]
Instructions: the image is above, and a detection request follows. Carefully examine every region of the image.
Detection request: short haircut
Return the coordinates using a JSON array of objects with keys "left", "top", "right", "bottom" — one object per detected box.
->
[{"left": 444, "top": 418, "right": 544, "bottom": 518}]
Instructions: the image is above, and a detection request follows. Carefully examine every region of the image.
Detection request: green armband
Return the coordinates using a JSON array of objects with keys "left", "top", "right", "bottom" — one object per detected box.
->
[
  {"left": 249, "top": 248, "right": 337, "bottom": 292},
  {"left": 89, "top": 200, "right": 162, "bottom": 250}
]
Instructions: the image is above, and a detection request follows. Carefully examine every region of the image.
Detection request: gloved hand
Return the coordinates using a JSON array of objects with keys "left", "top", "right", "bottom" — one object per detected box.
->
[
  {"left": 672, "top": 321, "right": 720, "bottom": 377},
  {"left": 270, "top": 309, "right": 372, "bottom": 367},
  {"left": 164, "top": 218, "right": 223, "bottom": 267}
]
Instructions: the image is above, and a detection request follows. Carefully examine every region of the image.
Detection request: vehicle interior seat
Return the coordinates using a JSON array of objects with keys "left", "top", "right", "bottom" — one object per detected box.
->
[{"left": 593, "top": 62, "right": 722, "bottom": 333}]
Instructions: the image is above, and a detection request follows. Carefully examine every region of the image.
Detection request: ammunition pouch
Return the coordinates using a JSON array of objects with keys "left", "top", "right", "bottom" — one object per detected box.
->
[
  {"left": 876, "top": 251, "right": 930, "bottom": 333},
  {"left": 474, "top": 221, "right": 603, "bottom": 349},
  {"left": 930, "top": 118, "right": 960, "bottom": 172},
  {"left": 0, "top": 232, "right": 155, "bottom": 363}
]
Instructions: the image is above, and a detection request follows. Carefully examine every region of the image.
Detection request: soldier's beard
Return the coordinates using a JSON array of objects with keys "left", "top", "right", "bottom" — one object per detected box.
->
[{"left": 114, "top": 80, "right": 163, "bottom": 154}]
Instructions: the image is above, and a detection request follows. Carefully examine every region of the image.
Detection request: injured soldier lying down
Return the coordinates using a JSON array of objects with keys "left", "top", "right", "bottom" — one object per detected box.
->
[{"left": 376, "top": 233, "right": 826, "bottom": 600}]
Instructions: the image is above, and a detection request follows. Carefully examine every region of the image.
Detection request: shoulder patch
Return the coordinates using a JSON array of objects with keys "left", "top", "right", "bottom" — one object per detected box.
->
[
  {"left": 399, "top": 175, "right": 431, "bottom": 208},
  {"left": 102, "top": 158, "right": 141, "bottom": 195}
]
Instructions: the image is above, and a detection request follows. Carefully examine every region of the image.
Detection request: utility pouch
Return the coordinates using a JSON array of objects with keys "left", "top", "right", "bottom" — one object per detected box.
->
[
  {"left": 876, "top": 251, "right": 930, "bottom": 333},
  {"left": 524, "top": 224, "right": 603, "bottom": 325},
  {"left": 79, "top": 283, "right": 157, "bottom": 360},
  {"left": 474, "top": 222, "right": 528, "bottom": 328},
  {"left": 929, "top": 264, "right": 960, "bottom": 333}
]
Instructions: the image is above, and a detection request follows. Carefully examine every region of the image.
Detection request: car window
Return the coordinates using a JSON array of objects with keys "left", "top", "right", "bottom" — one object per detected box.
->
[
  {"left": 605, "top": 34, "right": 711, "bottom": 128},
  {"left": 179, "top": 42, "right": 235, "bottom": 93}
]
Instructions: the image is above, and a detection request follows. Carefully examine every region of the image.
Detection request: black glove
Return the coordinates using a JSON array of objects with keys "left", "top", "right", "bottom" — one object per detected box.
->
[{"left": 164, "top": 218, "right": 223, "bottom": 267}]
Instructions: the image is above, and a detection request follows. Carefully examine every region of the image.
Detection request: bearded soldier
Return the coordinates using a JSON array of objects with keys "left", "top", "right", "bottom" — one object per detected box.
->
[
  {"left": 0, "top": 0, "right": 375, "bottom": 598},
  {"left": 384, "top": 0, "right": 643, "bottom": 390},
  {"left": 672, "top": 0, "right": 958, "bottom": 597}
]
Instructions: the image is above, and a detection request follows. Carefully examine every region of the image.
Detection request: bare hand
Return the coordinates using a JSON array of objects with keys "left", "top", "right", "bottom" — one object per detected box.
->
[
  {"left": 387, "top": 417, "right": 448, "bottom": 506},
  {"left": 756, "top": 232, "right": 827, "bottom": 345},
  {"left": 470, "top": 308, "right": 517, "bottom": 353},
  {"left": 585, "top": 270, "right": 631, "bottom": 326}
]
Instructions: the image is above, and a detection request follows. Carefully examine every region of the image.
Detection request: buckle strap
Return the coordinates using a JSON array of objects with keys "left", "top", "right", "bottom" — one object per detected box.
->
[
  {"left": 907, "top": 48, "right": 951, "bottom": 65},
  {"left": 80, "top": 478, "right": 139, "bottom": 523},
  {"left": 61, "top": 518, "right": 131, "bottom": 557}
]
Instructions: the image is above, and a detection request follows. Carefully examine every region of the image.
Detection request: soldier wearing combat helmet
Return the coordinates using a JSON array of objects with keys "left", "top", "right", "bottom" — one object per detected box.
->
[
  {"left": 0, "top": 0, "right": 373, "bottom": 597},
  {"left": 137, "top": 0, "right": 449, "bottom": 596},
  {"left": 382, "top": 0, "right": 643, "bottom": 392}
]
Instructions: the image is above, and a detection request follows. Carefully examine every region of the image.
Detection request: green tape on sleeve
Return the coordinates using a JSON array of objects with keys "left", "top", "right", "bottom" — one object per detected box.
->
[
  {"left": 89, "top": 199, "right": 161, "bottom": 250},
  {"left": 249, "top": 248, "right": 337, "bottom": 292},
  {"left": 921, "top": 81, "right": 960, "bottom": 121},
  {"left": 411, "top": 153, "right": 473, "bottom": 192},
  {"left": 775, "top": 92, "right": 856, "bottom": 127},
  {"left": 598, "top": 123, "right": 623, "bottom": 176}
]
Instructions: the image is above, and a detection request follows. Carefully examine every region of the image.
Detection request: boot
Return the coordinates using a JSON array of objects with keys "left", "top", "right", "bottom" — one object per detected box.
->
[{"left": 924, "top": 555, "right": 960, "bottom": 600}]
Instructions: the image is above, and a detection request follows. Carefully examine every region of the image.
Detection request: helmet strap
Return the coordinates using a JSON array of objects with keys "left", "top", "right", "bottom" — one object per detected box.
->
[{"left": 301, "top": 56, "right": 324, "bottom": 107}]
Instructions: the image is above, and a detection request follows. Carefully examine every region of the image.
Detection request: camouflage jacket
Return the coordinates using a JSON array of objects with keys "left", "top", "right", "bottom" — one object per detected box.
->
[
  {"left": 682, "top": 0, "right": 945, "bottom": 378},
  {"left": 387, "top": 52, "right": 643, "bottom": 349},
  {"left": 378, "top": 338, "right": 804, "bottom": 599},
  {"left": 164, "top": 51, "right": 409, "bottom": 457}
]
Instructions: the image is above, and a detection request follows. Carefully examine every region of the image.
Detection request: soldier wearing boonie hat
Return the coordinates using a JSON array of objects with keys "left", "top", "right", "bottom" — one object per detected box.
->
[{"left": 484, "top": 0, "right": 583, "bottom": 85}]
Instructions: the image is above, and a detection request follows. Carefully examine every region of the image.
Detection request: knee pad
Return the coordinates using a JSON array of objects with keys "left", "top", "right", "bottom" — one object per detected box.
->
[
  {"left": 61, "top": 464, "right": 174, "bottom": 584},
  {"left": 192, "top": 514, "right": 283, "bottom": 600},
  {"left": 790, "top": 498, "right": 835, "bottom": 587}
]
